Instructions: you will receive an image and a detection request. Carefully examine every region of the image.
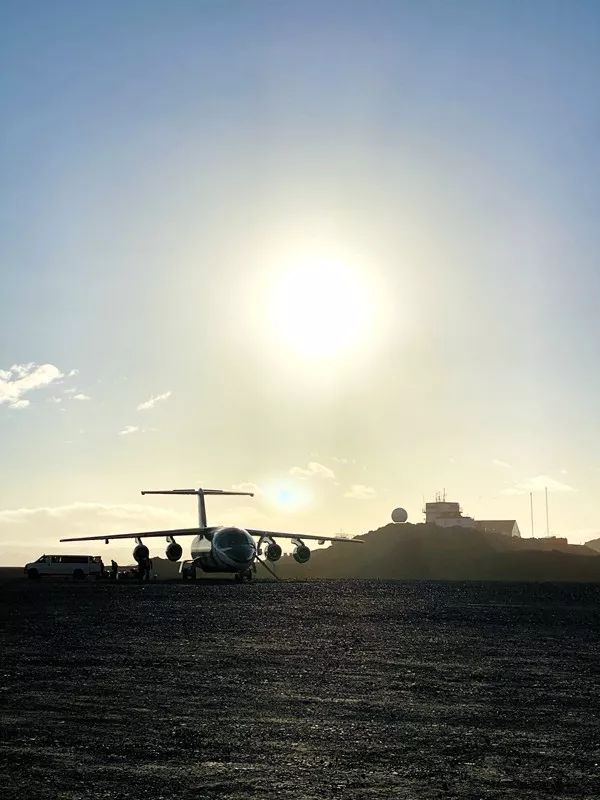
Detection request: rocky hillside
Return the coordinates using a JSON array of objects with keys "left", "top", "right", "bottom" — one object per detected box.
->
[
  {"left": 268, "top": 523, "right": 600, "bottom": 582},
  {"left": 584, "top": 537, "right": 600, "bottom": 554}
]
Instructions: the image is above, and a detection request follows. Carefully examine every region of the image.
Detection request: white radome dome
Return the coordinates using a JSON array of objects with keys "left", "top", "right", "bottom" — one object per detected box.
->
[{"left": 391, "top": 507, "right": 408, "bottom": 524}]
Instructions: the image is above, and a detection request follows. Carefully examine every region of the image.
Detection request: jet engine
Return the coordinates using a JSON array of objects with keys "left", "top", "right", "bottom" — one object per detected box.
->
[
  {"left": 133, "top": 543, "right": 150, "bottom": 564},
  {"left": 265, "top": 542, "right": 282, "bottom": 562},
  {"left": 166, "top": 541, "right": 183, "bottom": 562},
  {"left": 293, "top": 544, "right": 311, "bottom": 564}
]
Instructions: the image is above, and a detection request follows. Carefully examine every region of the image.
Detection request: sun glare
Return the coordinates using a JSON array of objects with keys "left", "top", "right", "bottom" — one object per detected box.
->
[
  {"left": 267, "top": 255, "right": 377, "bottom": 360},
  {"left": 262, "top": 480, "right": 312, "bottom": 512}
]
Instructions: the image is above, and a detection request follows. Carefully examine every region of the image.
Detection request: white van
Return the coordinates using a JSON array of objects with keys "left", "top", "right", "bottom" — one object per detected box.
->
[{"left": 24, "top": 554, "right": 105, "bottom": 580}]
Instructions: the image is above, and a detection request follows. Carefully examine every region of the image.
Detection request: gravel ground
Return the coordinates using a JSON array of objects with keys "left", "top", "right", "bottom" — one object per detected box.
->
[{"left": 1, "top": 578, "right": 599, "bottom": 799}]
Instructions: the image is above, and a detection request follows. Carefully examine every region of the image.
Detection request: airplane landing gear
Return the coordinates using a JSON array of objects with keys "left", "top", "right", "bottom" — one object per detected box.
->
[
  {"left": 181, "top": 562, "right": 197, "bottom": 582},
  {"left": 234, "top": 570, "right": 253, "bottom": 582}
]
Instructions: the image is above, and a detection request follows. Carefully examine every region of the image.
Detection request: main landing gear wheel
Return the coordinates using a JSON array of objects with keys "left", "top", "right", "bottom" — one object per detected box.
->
[{"left": 234, "top": 570, "right": 253, "bottom": 582}]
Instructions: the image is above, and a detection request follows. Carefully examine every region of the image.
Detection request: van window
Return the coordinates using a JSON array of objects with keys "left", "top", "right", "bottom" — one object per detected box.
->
[
  {"left": 51, "top": 556, "right": 61, "bottom": 563},
  {"left": 61, "top": 555, "right": 88, "bottom": 564},
  {"left": 36, "top": 555, "right": 47, "bottom": 563}
]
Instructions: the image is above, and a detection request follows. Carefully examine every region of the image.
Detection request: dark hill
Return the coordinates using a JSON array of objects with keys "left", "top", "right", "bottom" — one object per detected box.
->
[
  {"left": 584, "top": 536, "right": 600, "bottom": 554},
  {"left": 271, "top": 523, "right": 600, "bottom": 583}
]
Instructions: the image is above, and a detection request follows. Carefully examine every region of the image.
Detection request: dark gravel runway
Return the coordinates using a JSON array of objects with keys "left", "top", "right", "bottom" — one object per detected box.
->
[{"left": 1, "top": 578, "right": 599, "bottom": 799}]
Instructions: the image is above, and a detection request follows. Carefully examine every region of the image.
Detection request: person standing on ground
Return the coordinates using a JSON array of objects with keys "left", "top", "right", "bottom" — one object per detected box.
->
[
  {"left": 144, "top": 557, "right": 152, "bottom": 583},
  {"left": 110, "top": 559, "right": 118, "bottom": 580}
]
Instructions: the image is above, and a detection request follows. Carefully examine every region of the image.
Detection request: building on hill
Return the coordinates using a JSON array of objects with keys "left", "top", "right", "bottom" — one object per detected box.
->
[
  {"left": 424, "top": 494, "right": 521, "bottom": 538},
  {"left": 476, "top": 520, "right": 521, "bottom": 538},
  {"left": 424, "top": 499, "right": 476, "bottom": 528}
]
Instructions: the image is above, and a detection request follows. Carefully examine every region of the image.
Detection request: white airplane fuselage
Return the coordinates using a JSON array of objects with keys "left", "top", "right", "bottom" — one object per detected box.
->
[{"left": 190, "top": 526, "right": 257, "bottom": 573}]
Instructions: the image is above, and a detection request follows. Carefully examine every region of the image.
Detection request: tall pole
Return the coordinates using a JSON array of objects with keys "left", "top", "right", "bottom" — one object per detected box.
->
[
  {"left": 530, "top": 491, "right": 535, "bottom": 538},
  {"left": 545, "top": 486, "right": 549, "bottom": 537}
]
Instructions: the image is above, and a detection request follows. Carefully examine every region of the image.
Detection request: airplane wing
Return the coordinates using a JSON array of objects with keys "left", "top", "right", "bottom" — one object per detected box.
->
[
  {"left": 246, "top": 529, "right": 364, "bottom": 543},
  {"left": 60, "top": 527, "right": 210, "bottom": 542},
  {"left": 60, "top": 527, "right": 363, "bottom": 543}
]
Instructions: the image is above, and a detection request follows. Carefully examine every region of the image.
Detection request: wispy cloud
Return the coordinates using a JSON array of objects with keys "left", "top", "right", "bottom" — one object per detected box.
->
[
  {"left": 0, "top": 363, "right": 64, "bottom": 409},
  {"left": 0, "top": 502, "right": 165, "bottom": 524},
  {"left": 119, "top": 425, "right": 140, "bottom": 436},
  {"left": 231, "top": 481, "right": 262, "bottom": 495},
  {"left": 344, "top": 484, "right": 376, "bottom": 499},
  {"left": 137, "top": 391, "right": 172, "bottom": 411},
  {"left": 330, "top": 456, "right": 357, "bottom": 465},
  {"left": 72, "top": 393, "right": 91, "bottom": 401},
  {"left": 0, "top": 501, "right": 194, "bottom": 564},
  {"left": 492, "top": 458, "right": 512, "bottom": 469},
  {"left": 501, "top": 475, "right": 576, "bottom": 495},
  {"left": 290, "top": 461, "right": 336, "bottom": 480}
]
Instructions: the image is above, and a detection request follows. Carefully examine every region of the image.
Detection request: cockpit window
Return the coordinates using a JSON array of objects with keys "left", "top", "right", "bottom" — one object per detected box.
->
[
  {"left": 214, "top": 528, "right": 255, "bottom": 563},
  {"left": 216, "top": 529, "right": 248, "bottom": 547}
]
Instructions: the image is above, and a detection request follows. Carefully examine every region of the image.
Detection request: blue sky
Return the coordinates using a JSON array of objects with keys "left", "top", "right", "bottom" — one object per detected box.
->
[{"left": 2, "top": 1, "right": 600, "bottom": 562}]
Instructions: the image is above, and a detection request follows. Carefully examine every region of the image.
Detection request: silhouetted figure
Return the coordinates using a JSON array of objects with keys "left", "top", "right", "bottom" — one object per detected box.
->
[
  {"left": 110, "top": 559, "right": 118, "bottom": 580},
  {"left": 144, "top": 558, "right": 152, "bottom": 583},
  {"left": 137, "top": 560, "right": 145, "bottom": 583}
]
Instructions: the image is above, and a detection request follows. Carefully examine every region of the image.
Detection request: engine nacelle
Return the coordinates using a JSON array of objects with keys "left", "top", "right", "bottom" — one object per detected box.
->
[
  {"left": 266, "top": 542, "right": 282, "bottom": 562},
  {"left": 293, "top": 544, "right": 311, "bottom": 564},
  {"left": 166, "top": 542, "right": 183, "bottom": 562},
  {"left": 133, "top": 543, "right": 149, "bottom": 564}
]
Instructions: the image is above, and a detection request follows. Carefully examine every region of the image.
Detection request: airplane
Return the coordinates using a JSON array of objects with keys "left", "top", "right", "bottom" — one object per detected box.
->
[{"left": 60, "top": 487, "right": 363, "bottom": 581}]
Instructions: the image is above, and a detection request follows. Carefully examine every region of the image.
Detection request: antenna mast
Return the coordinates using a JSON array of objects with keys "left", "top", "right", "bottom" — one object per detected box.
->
[{"left": 530, "top": 491, "right": 535, "bottom": 538}]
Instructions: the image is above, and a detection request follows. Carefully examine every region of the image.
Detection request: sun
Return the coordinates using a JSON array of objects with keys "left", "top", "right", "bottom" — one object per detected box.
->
[{"left": 267, "top": 255, "right": 377, "bottom": 359}]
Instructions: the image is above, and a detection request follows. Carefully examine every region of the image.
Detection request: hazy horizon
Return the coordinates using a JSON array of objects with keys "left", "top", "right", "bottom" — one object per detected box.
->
[{"left": 2, "top": 1, "right": 600, "bottom": 564}]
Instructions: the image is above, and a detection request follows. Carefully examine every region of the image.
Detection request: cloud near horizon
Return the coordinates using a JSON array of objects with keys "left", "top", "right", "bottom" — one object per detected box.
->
[
  {"left": 344, "top": 484, "right": 376, "bottom": 500},
  {"left": 118, "top": 425, "right": 140, "bottom": 436},
  {"left": 0, "top": 363, "right": 64, "bottom": 409},
  {"left": 137, "top": 391, "right": 172, "bottom": 411},
  {"left": 501, "top": 475, "right": 576, "bottom": 495},
  {"left": 0, "top": 501, "right": 194, "bottom": 565},
  {"left": 289, "top": 461, "right": 336, "bottom": 480}
]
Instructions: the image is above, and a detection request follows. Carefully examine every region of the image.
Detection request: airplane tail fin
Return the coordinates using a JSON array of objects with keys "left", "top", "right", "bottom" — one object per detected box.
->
[
  {"left": 141, "top": 489, "right": 254, "bottom": 497},
  {"left": 140, "top": 488, "right": 254, "bottom": 527}
]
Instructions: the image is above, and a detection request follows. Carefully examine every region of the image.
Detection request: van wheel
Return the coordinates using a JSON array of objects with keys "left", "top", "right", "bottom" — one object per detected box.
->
[
  {"left": 27, "top": 568, "right": 40, "bottom": 580},
  {"left": 73, "top": 569, "right": 85, "bottom": 580}
]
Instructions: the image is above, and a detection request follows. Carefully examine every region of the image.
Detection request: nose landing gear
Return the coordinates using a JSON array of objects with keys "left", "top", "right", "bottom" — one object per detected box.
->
[{"left": 234, "top": 569, "right": 253, "bottom": 583}]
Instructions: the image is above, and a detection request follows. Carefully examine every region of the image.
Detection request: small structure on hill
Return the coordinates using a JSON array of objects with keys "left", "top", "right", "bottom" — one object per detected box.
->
[
  {"left": 476, "top": 520, "right": 521, "bottom": 538},
  {"left": 425, "top": 496, "right": 476, "bottom": 528},
  {"left": 424, "top": 493, "right": 521, "bottom": 537}
]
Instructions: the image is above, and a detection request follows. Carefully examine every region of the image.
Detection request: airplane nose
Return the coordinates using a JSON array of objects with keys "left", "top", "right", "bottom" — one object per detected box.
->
[{"left": 226, "top": 543, "right": 255, "bottom": 564}]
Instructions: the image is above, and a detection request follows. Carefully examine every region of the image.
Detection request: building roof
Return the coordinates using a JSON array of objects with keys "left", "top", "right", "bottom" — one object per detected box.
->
[{"left": 476, "top": 520, "right": 518, "bottom": 535}]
